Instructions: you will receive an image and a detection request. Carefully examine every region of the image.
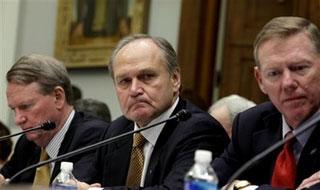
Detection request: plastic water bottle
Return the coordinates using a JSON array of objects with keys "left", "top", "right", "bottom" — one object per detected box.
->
[
  {"left": 51, "top": 162, "right": 78, "bottom": 190},
  {"left": 184, "top": 150, "right": 219, "bottom": 190}
]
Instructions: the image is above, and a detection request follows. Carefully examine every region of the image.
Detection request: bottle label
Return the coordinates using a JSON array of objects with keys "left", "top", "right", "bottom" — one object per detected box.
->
[
  {"left": 184, "top": 180, "right": 218, "bottom": 190},
  {"left": 51, "top": 183, "right": 77, "bottom": 190}
]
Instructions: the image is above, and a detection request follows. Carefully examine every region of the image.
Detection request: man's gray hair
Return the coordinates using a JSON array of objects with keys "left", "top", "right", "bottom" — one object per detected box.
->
[
  {"left": 108, "top": 34, "right": 179, "bottom": 79},
  {"left": 209, "top": 94, "right": 256, "bottom": 123},
  {"left": 6, "top": 54, "right": 73, "bottom": 104}
]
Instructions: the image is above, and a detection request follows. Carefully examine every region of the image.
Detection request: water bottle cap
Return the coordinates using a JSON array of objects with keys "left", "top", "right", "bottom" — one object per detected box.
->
[
  {"left": 194, "top": 149, "right": 212, "bottom": 164},
  {"left": 60, "top": 161, "right": 73, "bottom": 171}
]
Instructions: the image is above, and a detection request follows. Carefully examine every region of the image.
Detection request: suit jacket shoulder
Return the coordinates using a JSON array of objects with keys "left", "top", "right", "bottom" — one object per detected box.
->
[
  {"left": 54, "top": 111, "right": 109, "bottom": 182},
  {"left": 93, "top": 98, "right": 229, "bottom": 189},
  {"left": 0, "top": 135, "right": 40, "bottom": 183},
  {"left": 1, "top": 111, "right": 109, "bottom": 184},
  {"left": 213, "top": 102, "right": 283, "bottom": 186}
]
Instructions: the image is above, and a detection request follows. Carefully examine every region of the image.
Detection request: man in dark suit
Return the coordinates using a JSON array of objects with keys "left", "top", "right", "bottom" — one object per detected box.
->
[
  {"left": 0, "top": 54, "right": 108, "bottom": 188},
  {"left": 213, "top": 16, "right": 320, "bottom": 190},
  {"left": 79, "top": 34, "right": 229, "bottom": 190}
]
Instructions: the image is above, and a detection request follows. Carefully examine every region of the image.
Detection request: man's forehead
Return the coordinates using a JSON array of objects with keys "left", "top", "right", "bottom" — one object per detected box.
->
[
  {"left": 7, "top": 82, "right": 43, "bottom": 96},
  {"left": 119, "top": 39, "right": 156, "bottom": 53},
  {"left": 115, "top": 65, "right": 159, "bottom": 79}
]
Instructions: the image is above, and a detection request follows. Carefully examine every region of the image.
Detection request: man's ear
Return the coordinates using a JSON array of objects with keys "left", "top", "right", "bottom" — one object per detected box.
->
[
  {"left": 254, "top": 66, "right": 267, "bottom": 94},
  {"left": 53, "top": 86, "right": 66, "bottom": 109},
  {"left": 171, "top": 70, "right": 181, "bottom": 92}
]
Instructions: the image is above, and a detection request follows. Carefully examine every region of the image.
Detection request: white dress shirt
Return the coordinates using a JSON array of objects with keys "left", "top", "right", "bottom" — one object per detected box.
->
[
  {"left": 45, "top": 110, "right": 75, "bottom": 173},
  {"left": 281, "top": 109, "right": 319, "bottom": 163},
  {"left": 137, "top": 98, "right": 179, "bottom": 187}
]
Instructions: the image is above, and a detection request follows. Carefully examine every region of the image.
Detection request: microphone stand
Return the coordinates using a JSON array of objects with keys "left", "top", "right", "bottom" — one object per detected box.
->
[
  {"left": 7, "top": 110, "right": 190, "bottom": 184},
  {"left": 225, "top": 110, "right": 320, "bottom": 189}
]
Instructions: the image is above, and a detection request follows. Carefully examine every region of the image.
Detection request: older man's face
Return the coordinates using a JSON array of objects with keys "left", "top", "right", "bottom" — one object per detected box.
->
[
  {"left": 6, "top": 82, "right": 60, "bottom": 147},
  {"left": 113, "top": 39, "right": 180, "bottom": 127},
  {"left": 255, "top": 32, "right": 320, "bottom": 128}
]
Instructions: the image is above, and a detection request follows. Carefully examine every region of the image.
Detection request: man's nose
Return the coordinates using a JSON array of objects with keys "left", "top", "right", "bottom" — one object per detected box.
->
[
  {"left": 15, "top": 110, "right": 27, "bottom": 125},
  {"left": 129, "top": 79, "right": 143, "bottom": 96},
  {"left": 282, "top": 71, "right": 298, "bottom": 92}
]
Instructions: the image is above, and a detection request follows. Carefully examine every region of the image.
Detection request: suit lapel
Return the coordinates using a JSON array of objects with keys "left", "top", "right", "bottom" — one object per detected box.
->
[
  {"left": 296, "top": 122, "right": 320, "bottom": 184},
  {"left": 250, "top": 109, "right": 283, "bottom": 179},
  {"left": 50, "top": 112, "right": 80, "bottom": 181},
  {"left": 106, "top": 121, "right": 134, "bottom": 185},
  {"left": 144, "top": 121, "right": 173, "bottom": 186},
  {"left": 114, "top": 123, "right": 134, "bottom": 150},
  {"left": 30, "top": 146, "right": 42, "bottom": 181},
  {"left": 252, "top": 111, "right": 282, "bottom": 154},
  {"left": 144, "top": 99, "right": 186, "bottom": 185}
]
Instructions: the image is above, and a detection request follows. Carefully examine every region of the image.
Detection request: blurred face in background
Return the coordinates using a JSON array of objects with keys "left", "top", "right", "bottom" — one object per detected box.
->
[
  {"left": 255, "top": 32, "right": 320, "bottom": 128},
  {"left": 6, "top": 82, "right": 62, "bottom": 147},
  {"left": 113, "top": 39, "right": 180, "bottom": 127}
]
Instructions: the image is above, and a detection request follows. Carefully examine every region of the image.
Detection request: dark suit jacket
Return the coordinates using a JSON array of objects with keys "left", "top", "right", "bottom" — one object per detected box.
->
[
  {"left": 0, "top": 111, "right": 109, "bottom": 184},
  {"left": 213, "top": 102, "right": 320, "bottom": 189},
  {"left": 88, "top": 99, "right": 230, "bottom": 190}
]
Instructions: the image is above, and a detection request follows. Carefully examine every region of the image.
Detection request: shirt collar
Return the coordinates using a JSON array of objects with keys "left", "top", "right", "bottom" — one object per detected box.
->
[
  {"left": 46, "top": 110, "right": 75, "bottom": 158},
  {"left": 282, "top": 109, "right": 320, "bottom": 148},
  {"left": 134, "top": 98, "right": 179, "bottom": 146},
  {"left": 281, "top": 115, "right": 292, "bottom": 139}
]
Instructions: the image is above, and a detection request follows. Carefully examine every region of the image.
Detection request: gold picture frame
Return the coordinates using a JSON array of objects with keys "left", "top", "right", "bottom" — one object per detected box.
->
[{"left": 54, "top": 0, "right": 150, "bottom": 68}]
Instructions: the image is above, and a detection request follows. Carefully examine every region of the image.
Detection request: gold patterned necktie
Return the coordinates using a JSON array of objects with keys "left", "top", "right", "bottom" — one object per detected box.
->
[
  {"left": 126, "top": 133, "right": 147, "bottom": 188},
  {"left": 33, "top": 148, "right": 51, "bottom": 187}
]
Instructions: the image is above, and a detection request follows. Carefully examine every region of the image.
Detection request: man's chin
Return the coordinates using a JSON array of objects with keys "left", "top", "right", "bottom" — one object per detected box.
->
[
  {"left": 31, "top": 139, "right": 47, "bottom": 147},
  {"left": 129, "top": 113, "right": 153, "bottom": 126},
  {"left": 284, "top": 109, "right": 309, "bottom": 126},
  {"left": 25, "top": 133, "right": 40, "bottom": 142}
]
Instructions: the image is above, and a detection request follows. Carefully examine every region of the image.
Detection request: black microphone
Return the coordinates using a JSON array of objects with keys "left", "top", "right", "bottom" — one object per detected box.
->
[
  {"left": 174, "top": 109, "right": 191, "bottom": 121},
  {"left": 225, "top": 110, "right": 320, "bottom": 189},
  {"left": 6, "top": 109, "right": 191, "bottom": 184},
  {"left": 0, "top": 121, "right": 56, "bottom": 142}
]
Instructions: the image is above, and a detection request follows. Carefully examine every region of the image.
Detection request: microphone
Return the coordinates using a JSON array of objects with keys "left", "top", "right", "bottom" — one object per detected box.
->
[
  {"left": 174, "top": 109, "right": 191, "bottom": 121},
  {"left": 6, "top": 109, "right": 191, "bottom": 184},
  {"left": 225, "top": 110, "right": 320, "bottom": 189},
  {"left": 0, "top": 121, "right": 56, "bottom": 142}
]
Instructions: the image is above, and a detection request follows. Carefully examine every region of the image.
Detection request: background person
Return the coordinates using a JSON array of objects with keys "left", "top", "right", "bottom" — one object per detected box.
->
[
  {"left": 208, "top": 94, "right": 256, "bottom": 138},
  {"left": 71, "top": 84, "right": 83, "bottom": 102},
  {"left": 79, "top": 34, "right": 229, "bottom": 190},
  {"left": 0, "top": 121, "right": 13, "bottom": 168},
  {"left": 213, "top": 16, "right": 320, "bottom": 190},
  {"left": 74, "top": 98, "right": 111, "bottom": 123},
  {"left": 0, "top": 54, "right": 108, "bottom": 188}
]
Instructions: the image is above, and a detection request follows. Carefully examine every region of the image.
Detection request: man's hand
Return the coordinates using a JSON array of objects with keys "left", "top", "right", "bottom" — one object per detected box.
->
[
  {"left": 0, "top": 174, "right": 7, "bottom": 186},
  {"left": 222, "top": 180, "right": 258, "bottom": 190},
  {"left": 297, "top": 171, "right": 320, "bottom": 190},
  {"left": 77, "top": 180, "right": 101, "bottom": 190}
]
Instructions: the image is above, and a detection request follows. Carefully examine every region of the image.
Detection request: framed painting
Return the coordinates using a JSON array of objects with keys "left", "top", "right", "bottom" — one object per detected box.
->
[{"left": 54, "top": 0, "right": 150, "bottom": 68}]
